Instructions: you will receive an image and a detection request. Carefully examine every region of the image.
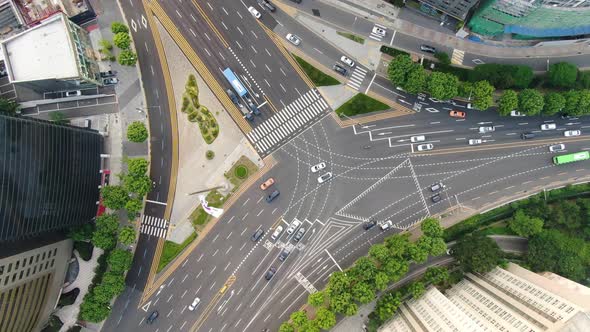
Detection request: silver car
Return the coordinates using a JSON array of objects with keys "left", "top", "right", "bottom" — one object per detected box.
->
[
  {"left": 417, "top": 144, "right": 433, "bottom": 151},
  {"left": 286, "top": 33, "right": 301, "bottom": 46},
  {"left": 317, "top": 172, "right": 333, "bottom": 184},
  {"left": 478, "top": 126, "right": 495, "bottom": 133},
  {"left": 310, "top": 162, "right": 326, "bottom": 173}
]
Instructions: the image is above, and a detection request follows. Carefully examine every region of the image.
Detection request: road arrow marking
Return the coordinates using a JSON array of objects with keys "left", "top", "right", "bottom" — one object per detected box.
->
[
  {"left": 378, "top": 132, "right": 392, "bottom": 135},
  {"left": 142, "top": 301, "right": 151, "bottom": 312}
]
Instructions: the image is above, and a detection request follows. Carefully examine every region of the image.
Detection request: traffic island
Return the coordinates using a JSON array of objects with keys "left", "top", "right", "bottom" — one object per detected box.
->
[{"left": 293, "top": 54, "right": 340, "bottom": 87}]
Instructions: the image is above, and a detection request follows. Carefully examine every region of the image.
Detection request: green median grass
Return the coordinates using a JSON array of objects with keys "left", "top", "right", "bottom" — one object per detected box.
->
[
  {"left": 337, "top": 31, "right": 365, "bottom": 44},
  {"left": 335, "top": 93, "right": 390, "bottom": 117},
  {"left": 158, "top": 232, "right": 198, "bottom": 273},
  {"left": 293, "top": 54, "right": 340, "bottom": 87}
]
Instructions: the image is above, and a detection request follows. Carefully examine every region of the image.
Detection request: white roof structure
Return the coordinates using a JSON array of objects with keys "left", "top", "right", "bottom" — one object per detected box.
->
[{"left": 1, "top": 13, "right": 78, "bottom": 83}]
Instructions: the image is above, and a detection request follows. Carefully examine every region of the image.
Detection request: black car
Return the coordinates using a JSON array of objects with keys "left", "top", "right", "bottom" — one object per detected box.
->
[
  {"left": 431, "top": 194, "right": 441, "bottom": 203},
  {"left": 99, "top": 70, "right": 116, "bottom": 78},
  {"left": 293, "top": 228, "right": 306, "bottom": 242},
  {"left": 265, "top": 267, "right": 277, "bottom": 280},
  {"left": 333, "top": 64, "right": 347, "bottom": 76},
  {"left": 251, "top": 229, "right": 264, "bottom": 242},
  {"left": 146, "top": 310, "right": 159, "bottom": 324},
  {"left": 266, "top": 190, "right": 280, "bottom": 202},
  {"left": 226, "top": 89, "right": 239, "bottom": 104},
  {"left": 521, "top": 132, "right": 535, "bottom": 139},
  {"left": 420, "top": 45, "right": 436, "bottom": 53},
  {"left": 363, "top": 220, "right": 377, "bottom": 230},
  {"left": 279, "top": 249, "right": 290, "bottom": 261},
  {"left": 259, "top": 0, "right": 276, "bottom": 11}
]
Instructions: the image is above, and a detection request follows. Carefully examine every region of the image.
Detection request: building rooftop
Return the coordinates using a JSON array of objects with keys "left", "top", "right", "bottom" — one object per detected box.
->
[{"left": 1, "top": 13, "right": 78, "bottom": 83}]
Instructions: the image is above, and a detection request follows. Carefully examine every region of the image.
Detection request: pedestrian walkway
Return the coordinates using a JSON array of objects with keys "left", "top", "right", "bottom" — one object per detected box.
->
[
  {"left": 369, "top": 23, "right": 388, "bottom": 42},
  {"left": 246, "top": 89, "right": 330, "bottom": 155},
  {"left": 347, "top": 66, "right": 369, "bottom": 91},
  {"left": 140, "top": 215, "right": 169, "bottom": 238},
  {"left": 451, "top": 49, "right": 465, "bottom": 65}
]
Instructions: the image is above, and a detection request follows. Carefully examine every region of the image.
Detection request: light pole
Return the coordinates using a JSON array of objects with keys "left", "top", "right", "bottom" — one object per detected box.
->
[{"left": 136, "top": 105, "right": 160, "bottom": 115}]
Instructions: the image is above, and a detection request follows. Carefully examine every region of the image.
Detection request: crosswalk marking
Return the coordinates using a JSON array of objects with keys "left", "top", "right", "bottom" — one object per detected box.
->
[
  {"left": 140, "top": 215, "right": 169, "bottom": 239},
  {"left": 347, "top": 66, "right": 369, "bottom": 91},
  {"left": 369, "top": 24, "right": 387, "bottom": 42},
  {"left": 451, "top": 49, "right": 465, "bottom": 65},
  {"left": 247, "top": 89, "right": 331, "bottom": 155}
]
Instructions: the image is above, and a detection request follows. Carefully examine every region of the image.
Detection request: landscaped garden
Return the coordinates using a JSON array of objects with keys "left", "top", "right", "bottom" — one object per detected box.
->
[
  {"left": 182, "top": 74, "right": 219, "bottom": 144},
  {"left": 293, "top": 55, "right": 340, "bottom": 87},
  {"left": 335, "top": 93, "right": 390, "bottom": 117}
]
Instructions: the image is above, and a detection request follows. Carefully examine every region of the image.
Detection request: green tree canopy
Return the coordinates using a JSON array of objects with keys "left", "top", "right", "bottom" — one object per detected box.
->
[
  {"left": 307, "top": 291, "right": 325, "bottom": 307},
  {"left": 111, "top": 22, "right": 129, "bottom": 34},
  {"left": 0, "top": 98, "right": 18, "bottom": 114},
  {"left": 543, "top": 92, "right": 566, "bottom": 115},
  {"left": 369, "top": 243, "right": 390, "bottom": 264},
  {"left": 498, "top": 90, "right": 518, "bottom": 116},
  {"left": 509, "top": 210, "right": 544, "bottom": 237},
  {"left": 118, "top": 50, "right": 138, "bottom": 66},
  {"left": 548, "top": 62, "right": 578, "bottom": 88},
  {"left": 96, "top": 214, "right": 119, "bottom": 234},
  {"left": 385, "top": 233, "right": 411, "bottom": 258},
  {"left": 374, "top": 271, "right": 390, "bottom": 291},
  {"left": 518, "top": 89, "right": 544, "bottom": 116},
  {"left": 127, "top": 121, "right": 148, "bottom": 142},
  {"left": 290, "top": 310, "right": 308, "bottom": 328},
  {"left": 434, "top": 51, "right": 451, "bottom": 66},
  {"left": 387, "top": 54, "right": 414, "bottom": 87},
  {"left": 423, "top": 266, "right": 450, "bottom": 286},
  {"left": 327, "top": 271, "right": 351, "bottom": 297},
  {"left": 383, "top": 259, "right": 409, "bottom": 283},
  {"left": 68, "top": 223, "right": 94, "bottom": 241},
  {"left": 300, "top": 320, "right": 320, "bottom": 332},
  {"left": 451, "top": 233, "right": 502, "bottom": 273},
  {"left": 108, "top": 249, "right": 133, "bottom": 273},
  {"left": 278, "top": 322, "right": 295, "bottom": 332},
  {"left": 427, "top": 237, "right": 447, "bottom": 256},
  {"left": 404, "top": 65, "right": 427, "bottom": 94},
  {"left": 563, "top": 90, "right": 581, "bottom": 115},
  {"left": 408, "top": 281, "right": 425, "bottom": 299},
  {"left": 314, "top": 307, "right": 336, "bottom": 330},
  {"left": 101, "top": 185, "right": 129, "bottom": 210},
  {"left": 472, "top": 80, "right": 494, "bottom": 110},
  {"left": 92, "top": 229, "right": 117, "bottom": 250},
  {"left": 118, "top": 226, "right": 136, "bottom": 245},
  {"left": 113, "top": 32, "right": 131, "bottom": 49},
  {"left": 351, "top": 281, "right": 375, "bottom": 304},
  {"left": 421, "top": 218, "right": 443, "bottom": 238},
  {"left": 79, "top": 296, "right": 112, "bottom": 322},
  {"left": 374, "top": 292, "right": 401, "bottom": 322},
  {"left": 125, "top": 198, "right": 143, "bottom": 217},
  {"left": 127, "top": 158, "right": 149, "bottom": 176},
  {"left": 349, "top": 256, "right": 378, "bottom": 283},
  {"left": 101, "top": 272, "right": 126, "bottom": 295},
  {"left": 427, "top": 72, "right": 459, "bottom": 101},
  {"left": 330, "top": 292, "right": 356, "bottom": 315},
  {"left": 124, "top": 174, "right": 152, "bottom": 197}
]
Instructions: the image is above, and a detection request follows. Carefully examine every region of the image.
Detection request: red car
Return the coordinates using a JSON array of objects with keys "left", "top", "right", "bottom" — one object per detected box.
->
[
  {"left": 449, "top": 110, "right": 466, "bottom": 118},
  {"left": 260, "top": 178, "right": 275, "bottom": 190}
]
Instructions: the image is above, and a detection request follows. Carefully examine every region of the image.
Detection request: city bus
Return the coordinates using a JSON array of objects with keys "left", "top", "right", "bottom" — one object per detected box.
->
[
  {"left": 222, "top": 68, "right": 247, "bottom": 98},
  {"left": 552, "top": 151, "right": 590, "bottom": 165}
]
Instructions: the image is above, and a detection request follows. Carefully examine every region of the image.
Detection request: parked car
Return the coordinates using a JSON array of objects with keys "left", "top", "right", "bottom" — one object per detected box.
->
[
  {"left": 510, "top": 110, "right": 525, "bottom": 117},
  {"left": 449, "top": 110, "right": 465, "bottom": 118},
  {"left": 372, "top": 26, "right": 386, "bottom": 36},
  {"left": 420, "top": 44, "right": 436, "bottom": 53},
  {"left": 410, "top": 135, "right": 425, "bottom": 143},
  {"left": 332, "top": 64, "right": 347, "bottom": 76},
  {"left": 564, "top": 130, "right": 581, "bottom": 137},
  {"left": 363, "top": 219, "right": 377, "bottom": 230},
  {"left": 380, "top": 220, "right": 393, "bottom": 231},
  {"left": 286, "top": 33, "right": 301, "bottom": 46},
  {"left": 549, "top": 144, "right": 565, "bottom": 152},
  {"left": 271, "top": 225, "right": 284, "bottom": 241},
  {"left": 248, "top": 6, "right": 261, "bottom": 18},
  {"left": 259, "top": 0, "right": 276, "bottom": 11},
  {"left": 340, "top": 55, "right": 355, "bottom": 67},
  {"left": 310, "top": 162, "right": 326, "bottom": 173},
  {"left": 431, "top": 194, "right": 441, "bottom": 203},
  {"left": 103, "top": 77, "right": 119, "bottom": 85},
  {"left": 264, "top": 267, "right": 277, "bottom": 280},
  {"left": 468, "top": 139, "right": 482, "bottom": 145},
  {"left": 540, "top": 123, "right": 557, "bottom": 130},
  {"left": 430, "top": 182, "right": 445, "bottom": 192},
  {"left": 293, "top": 227, "right": 306, "bottom": 242},
  {"left": 99, "top": 70, "right": 116, "bottom": 78},
  {"left": 146, "top": 311, "right": 159, "bottom": 324},
  {"left": 266, "top": 190, "right": 280, "bottom": 202},
  {"left": 521, "top": 132, "right": 535, "bottom": 139},
  {"left": 417, "top": 144, "right": 433, "bottom": 151},
  {"left": 188, "top": 297, "right": 201, "bottom": 311},
  {"left": 251, "top": 229, "right": 264, "bottom": 242},
  {"left": 478, "top": 126, "right": 495, "bottom": 133},
  {"left": 286, "top": 219, "right": 301, "bottom": 234},
  {"left": 65, "top": 90, "right": 81, "bottom": 97},
  {"left": 317, "top": 172, "right": 332, "bottom": 184},
  {"left": 260, "top": 177, "right": 275, "bottom": 190}
]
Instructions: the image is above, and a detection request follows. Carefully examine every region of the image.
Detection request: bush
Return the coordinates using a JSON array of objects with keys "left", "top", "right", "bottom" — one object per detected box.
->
[
  {"left": 74, "top": 241, "right": 94, "bottom": 261},
  {"left": 108, "top": 249, "right": 133, "bottom": 273},
  {"left": 380, "top": 45, "right": 409, "bottom": 57},
  {"left": 113, "top": 32, "right": 131, "bottom": 49},
  {"left": 118, "top": 226, "right": 136, "bottom": 245},
  {"left": 206, "top": 150, "right": 215, "bottom": 160},
  {"left": 188, "top": 111, "right": 199, "bottom": 122},
  {"left": 235, "top": 165, "right": 248, "bottom": 179},
  {"left": 127, "top": 121, "right": 148, "bottom": 142},
  {"left": 127, "top": 158, "right": 149, "bottom": 176},
  {"left": 101, "top": 185, "right": 129, "bottom": 210},
  {"left": 99, "top": 39, "right": 113, "bottom": 51},
  {"left": 577, "top": 71, "right": 590, "bottom": 89},
  {"left": 111, "top": 22, "right": 129, "bottom": 34},
  {"left": 469, "top": 64, "right": 533, "bottom": 89},
  {"left": 548, "top": 62, "right": 578, "bottom": 88},
  {"left": 434, "top": 51, "right": 451, "bottom": 66},
  {"left": 118, "top": 50, "right": 137, "bottom": 66}
]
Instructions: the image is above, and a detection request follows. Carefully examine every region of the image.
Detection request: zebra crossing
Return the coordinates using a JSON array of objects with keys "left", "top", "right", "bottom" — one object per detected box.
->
[
  {"left": 451, "top": 49, "right": 465, "bottom": 65},
  {"left": 246, "top": 89, "right": 331, "bottom": 155},
  {"left": 347, "top": 66, "right": 368, "bottom": 91},
  {"left": 140, "top": 215, "right": 169, "bottom": 239}
]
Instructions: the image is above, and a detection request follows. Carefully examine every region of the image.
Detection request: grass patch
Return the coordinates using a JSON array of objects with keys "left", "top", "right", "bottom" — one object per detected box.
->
[
  {"left": 337, "top": 31, "right": 365, "bottom": 44},
  {"left": 74, "top": 241, "right": 93, "bottom": 261},
  {"left": 476, "top": 226, "right": 516, "bottom": 236},
  {"left": 225, "top": 155, "right": 258, "bottom": 189},
  {"left": 293, "top": 54, "right": 340, "bottom": 87},
  {"left": 157, "top": 232, "right": 198, "bottom": 273},
  {"left": 190, "top": 189, "right": 226, "bottom": 228},
  {"left": 335, "top": 93, "right": 390, "bottom": 116},
  {"left": 235, "top": 165, "right": 248, "bottom": 179},
  {"left": 182, "top": 74, "right": 219, "bottom": 144}
]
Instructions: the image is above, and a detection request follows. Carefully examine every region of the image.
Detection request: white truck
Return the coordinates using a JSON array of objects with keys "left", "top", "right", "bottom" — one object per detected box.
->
[{"left": 380, "top": 220, "right": 393, "bottom": 231}]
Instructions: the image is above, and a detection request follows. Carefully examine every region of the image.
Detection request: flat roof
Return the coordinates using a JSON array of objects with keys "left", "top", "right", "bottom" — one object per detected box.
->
[{"left": 2, "top": 13, "right": 78, "bottom": 82}]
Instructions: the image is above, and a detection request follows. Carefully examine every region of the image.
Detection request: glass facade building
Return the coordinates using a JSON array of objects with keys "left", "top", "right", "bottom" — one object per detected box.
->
[{"left": 0, "top": 114, "right": 103, "bottom": 242}]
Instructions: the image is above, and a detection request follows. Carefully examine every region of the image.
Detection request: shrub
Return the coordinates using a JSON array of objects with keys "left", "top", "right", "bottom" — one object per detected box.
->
[
  {"left": 188, "top": 112, "right": 199, "bottom": 122},
  {"left": 108, "top": 249, "right": 133, "bottom": 273},
  {"left": 127, "top": 121, "right": 148, "bottom": 142},
  {"left": 235, "top": 165, "right": 248, "bottom": 179},
  {"left": 111, "top": 22, "right": 129, "bottom": 34},
  {"left": 434, "top": 51, "right": 451, "bottom": 66},
  {"left": 99, "top": 39, "right": 113, "bottom": 51},
  {"left": 113, "top": 32, "right": 131, "bottom": 49},
  {"left": 206, "top": 150, "right": 215, "bottom": 160},
  {"left": 548, "top": 62, "right": 578, "bottom": 88},
  {"left": 118, "top": 226, "right": 136, "bottom": 245},
  {"left": 469, "top": 64, "right": 533, "bottom": 89},
  {"left": 118, "top": 50, "right": 137, "bottom": 66},
  {"left": 380, "top": 45, "right": 409, "bottom": 57}
]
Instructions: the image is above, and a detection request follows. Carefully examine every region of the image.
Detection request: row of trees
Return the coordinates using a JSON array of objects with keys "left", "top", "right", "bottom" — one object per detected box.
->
[
  {"left": 101, "top": 157, "right": 151, "bottom": 218},
  {"left": 279, "top": 218, "right": 447, "bottom": 332},
  {"left": 498, "top": 88, "right": 590, "bottom": 116},
  {"left": 98, "top": 22, "right": 137, "bottom": 66}
]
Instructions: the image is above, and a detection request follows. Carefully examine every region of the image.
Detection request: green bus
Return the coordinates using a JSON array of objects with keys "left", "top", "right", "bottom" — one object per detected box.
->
[{"left": 553, "top": 151, "right": 590, "bottom": 165}]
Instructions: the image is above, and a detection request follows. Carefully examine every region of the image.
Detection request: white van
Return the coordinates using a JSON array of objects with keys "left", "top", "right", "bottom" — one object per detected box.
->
[
  {"left": 380, "top": 220, "right": 393, "bottom": 231},
  {"left": 271, "top": 226, "right": 284, "bottom": 241},
  {"left": 286, "top": 219, "right": 301, "bottom": 234},
  {"left": 410, "top": 135, "right": 425, "bottom": 143}
]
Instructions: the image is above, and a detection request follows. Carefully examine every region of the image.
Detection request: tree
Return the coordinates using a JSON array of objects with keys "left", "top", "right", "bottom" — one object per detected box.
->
[
  {"left": 408, "top": 281, "right": 425, "bottom": 298},
  {"left": 434, "top": 51, "right": 450, "bottom": 66},
  {"left": 369, "top": 243, "right": 390, "bottom": 264},
  {"left": 374, "top": 271, "right": 390, "bottom": 291},
  {"left": 469, "top": 64, "right": 532, "bottom": 89},
  {"left": 509, "top": 210, "right": 544, "bottom": 237},
  {"left": 383, "top": 259, "right": 409, "bottom": 283},
  {"left": 451, "top": 233, "right": 502, "bottom": 273},
  {"left": 548, "top": 62, "right": 578, "bottom": 88},
  {"left": 385, "top": 233, "right": 411, "bottom": 257},
  {"left": 96, "top": 214, "right": 119, "bottom": 234},
  {"left": 124, "top": 174, "right": 152, "bottom": 197},
  {"left": 427, "top": 237, "right": 447, "bottom": 256},
  {"left": 577, "top": 90, "right": 590, "bottom": 115},
  {"left": 315, "top": 307, "right": 336, "bottom": 330},
  {"left": 101, "top": 272, "right": 126, "bottom": 295},
  {"left": 404, "top": 65, "right": 427, "bottom": 94},
  {"left": 518, "top": 89, "right": 544, "bottom": 116},
  {"left": 300, "top": 320, "right": 320, "bottom": 332},
  {"left": 427, "top": 72, "right": 459, "bottom": 101},
  {"left": 101, "top": 185, "right": 129, "bottom": 210},
  {"left": 108, "top": 249, "right": 133, "bottom": 273},
  {"left": 49, "top": 111, "right": 68, "bottom": 124},
  {"left": 0, "top": 98, "right": 18, "bottom": 114},
  {"left": 498, "top": 90, "right": 518, "bottom": 116},
  {"left": 127, "top": 158, "right": 149, "bottom": 176},
  {"left": 127, "top": 121, "right": 148, "bottom": 142},
  {"left": 527, "top": 230, "right": 588, "bottom": 281},
  {"left": 118, "top": 49, "right": 138, "bottom": 66},
  {"left": 93, "top": 283, "right": 118, "bottom": 304},
  {"left": 543, "top": 92, "right": 566, "bottom": 115},
  {"left": 307, "top": 291, "right": 325, "bottom": 307},
  {"left": 577, "top": 71, "right": 590, "bottom": 89},
  {"left": 330, "top": 292, "right": 355, "bottom": 315},
  {"left": 374, "top": 292, "right": 401, "bottom": 322},
  {"left": 278, "top": 322, "right": 295, "bottom": 332},
  {"left": 421, "top": 218, "right": 443, "bottom": 238},
  {"left": 327, "top": 271, "right": 351, "bottom": 297},
  {"left": 118, "top": 226, "right": 136, "bottom": 245},
  {"left": 68, "top": 223, "right": 94, "bottom": 241},
  {"left": 79, "top": 296, "right": 111, "bottom": 322},
  {"left": 113, "top": 32, "right": 131, "bottom": 49},
  {"left": 351, "top": 281, "right": 375, "bottom": 304},
  {"left": 387, "top": 54, "right": 414, "bottom": 87},
  {"left": 472, "top": 80, "right": 494, "bottom": 110},
  {"left": 290, "top": 310, "right": 308, "bottom": 328},
  {"left": 423, "top": 266, "right": 450, "bottom": 286},
  {"left": 125, "top": 198, "right": 143, "bottom": 217},
  {"left": 92, "top": 229, "right": 117, "bottom": 250},
  {"left": 349, "top": 256, "right": 377, "bottom": 282},
  {"left": 111, "top": 22, "right": 129, "bottom": 34},
  {"left": 408, "top": 238, "right": 430, "bottom": 263}
]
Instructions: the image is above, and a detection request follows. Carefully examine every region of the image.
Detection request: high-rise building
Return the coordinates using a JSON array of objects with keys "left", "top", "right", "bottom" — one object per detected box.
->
[
  {"left": 380, "top": 263, "right": 590, "bottom": 331},
  {"left": 417, "top": 0, "right": 480, "bottom": 21},
  {"left": 0, "top": 113, "right": 103, "bottom": 331}
]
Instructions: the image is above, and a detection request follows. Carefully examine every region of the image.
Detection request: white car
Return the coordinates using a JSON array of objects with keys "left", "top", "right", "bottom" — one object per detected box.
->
[
  {"left": 417, "top": 144, "right": 433, "bottom": 151},
  {"left": 540, "top": 123, "right": 556, "bottom": 130},
  {"left": 248, "top": 6, "right": 261, "bottom": 18},
  {"left": 410, "top": 135, "right": 425, "bottom": 142},
  {"left": 317, "top": 172, "right": 333, "bottom": 184},
  {"left": 564, "top": 130, "right": 581, "bottom": 137},
  {"left": 286, "top": 33, "right": 301, "bottom": 46},
  {"left": 286, "top": 219, "right": 301, "bottom": 234},
  {"left": 380, "top": 220, "right": 393, "bottom": 230},
  {"left": 479, "top": 126, "right": 495, "bottom": 133},
  {"left": 271, "top": 225, "right": 284, "bottom": 241},
  {"left": 468, "top": 139, "right": 482, "bottom": 145},
  {"left": 310, "top": 162, "right": 326, "bottom": 173},
  {"left": 372, "top": 26, "right": 386, "bottom": 36},
  {"left": 510, "top": 110, "right": 525, "bottom": 117},
  {"left": 188, "top": 297, "right": 201, "bottom": 311},
  {"left": 549, "top": 144, "right": 565, "bottom": 152},
  {"left": 65, "top": 90, "right": 81, "bottom": 97},
  {"left": 340, "top": 55, "right": 355, "bottom": 67}
]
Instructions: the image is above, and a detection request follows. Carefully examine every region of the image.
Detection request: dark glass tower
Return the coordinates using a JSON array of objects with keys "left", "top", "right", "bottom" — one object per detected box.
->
[{"left": 0, "top": 114, "right": 103, "bottom": 242}]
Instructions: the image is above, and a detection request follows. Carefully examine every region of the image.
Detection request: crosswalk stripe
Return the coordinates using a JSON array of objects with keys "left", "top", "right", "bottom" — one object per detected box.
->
[
  {"left": 269, "top": 116, "right": 280, "bottom": 128},
  {"left": 369, "top": 35, "right": 381, "bottom": 41},
  {"left": 311, "top": 103, "right": 322, "bottom": 115},
  {"left": 279, "top": 110, "right": 289, "bottom": 122},
  {"left": 318, "top": 98, "right": 329, "bottom": 109},
  {"left": 349, "top": 77, "right": 363, "bottom": 86},
  {"left": 351, "top": 72, "right": 365, "bottom": 80},
  {"left": 348, "top": 81, "right": 361, "bottom": 89},
  {"left": 355, "top": 67, "right": 368, "bottom": 74}
]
